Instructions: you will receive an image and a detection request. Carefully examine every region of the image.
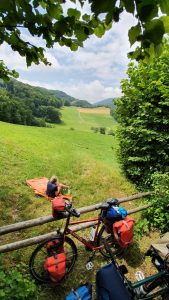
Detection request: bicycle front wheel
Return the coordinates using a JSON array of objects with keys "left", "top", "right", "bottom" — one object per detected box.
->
[
  {"left": 97, "top": 225, "right": 123, "bottom": 258},
  {"left": 29, "top": 236, "right": 77, "bottom": 284}
]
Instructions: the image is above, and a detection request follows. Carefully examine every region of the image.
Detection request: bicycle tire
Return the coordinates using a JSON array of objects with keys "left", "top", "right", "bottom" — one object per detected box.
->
[
  {"left": 29, "top": 236, "right": 77, "bottom": 284},
  {"left": 97, "top": 225, "right": 123, "bottom": 258}
]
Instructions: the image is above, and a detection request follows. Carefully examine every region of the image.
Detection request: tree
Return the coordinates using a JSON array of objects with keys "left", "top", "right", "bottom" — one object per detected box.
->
[
  {"left": 115, "top": 41, "right": 169, "bottom": 187},
  {"left": 1, "top": 0, "right": 169, "bottom": 80},
  {"left": 45, "top": 106, "right": 61, "bottom": 123}
]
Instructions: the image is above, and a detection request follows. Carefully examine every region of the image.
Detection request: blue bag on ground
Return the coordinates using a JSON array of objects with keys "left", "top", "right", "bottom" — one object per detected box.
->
[
  {"left": 106, "top": 207, "right": 127, "bottom": 220},
  {"left": 65, "top": 283, "right": 92, "bottom": 300},
  {"left": 96, "top": 263, "right": 132, "bottom": 300}
]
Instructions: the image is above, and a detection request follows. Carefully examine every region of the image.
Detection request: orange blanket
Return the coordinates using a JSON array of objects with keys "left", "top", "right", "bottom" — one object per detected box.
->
[{"left": 26, "top": 177, "right": 72, "bottom": 201}]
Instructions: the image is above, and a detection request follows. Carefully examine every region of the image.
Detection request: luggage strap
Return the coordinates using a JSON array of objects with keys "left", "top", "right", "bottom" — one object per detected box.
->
[{"left": 73, "top": 290, "right": 82, "bottom": 300}]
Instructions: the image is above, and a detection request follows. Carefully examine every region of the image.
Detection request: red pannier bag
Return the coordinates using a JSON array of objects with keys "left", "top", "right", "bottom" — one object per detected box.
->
[
  {"left": 52, "top": 195, "right": 65, "bottom": 219},
  {"left": 47, "top": 239, "right": 63, "bottom": 256},
  {"left": 113, "top": 216, "right": 135, "bottom": 248},
  {"left": 44, "top": 253, "right": 66, "bottom": 283}
]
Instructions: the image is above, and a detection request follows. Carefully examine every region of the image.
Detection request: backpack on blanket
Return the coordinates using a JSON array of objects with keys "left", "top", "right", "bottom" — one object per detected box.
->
[
  {"left": 113, "top": 216, "right": 135, "bottom": 248},
  {"left": 65, "top": 283, "right": 92, "bottom": 300}
]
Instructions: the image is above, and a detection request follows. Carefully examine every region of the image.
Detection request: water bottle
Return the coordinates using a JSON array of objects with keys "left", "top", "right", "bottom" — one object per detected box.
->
[{"left": 89, "top": 226, "right": 96, "bottom": 242}]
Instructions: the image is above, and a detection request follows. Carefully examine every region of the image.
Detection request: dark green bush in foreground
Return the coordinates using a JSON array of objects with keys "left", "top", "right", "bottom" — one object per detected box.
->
[
  {"left": 0, "top": 257, "right": 39, "bottom": 300},
  {"left": 144, "top": 173, "right": 169, "bottom": 233}
]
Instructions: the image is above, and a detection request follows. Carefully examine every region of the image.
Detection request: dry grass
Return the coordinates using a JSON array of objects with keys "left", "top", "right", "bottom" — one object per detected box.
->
[{"left": 78, "top": 107, "right": 110, "bottom": 115}]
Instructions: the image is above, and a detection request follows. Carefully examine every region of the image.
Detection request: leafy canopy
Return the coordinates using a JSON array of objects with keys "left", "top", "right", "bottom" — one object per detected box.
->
[
  {"left": 1, "top": 0, "right": 169, "bottom": 80},
  {"left": 115, "top": 40, "right": 169, "bottom": 187}
]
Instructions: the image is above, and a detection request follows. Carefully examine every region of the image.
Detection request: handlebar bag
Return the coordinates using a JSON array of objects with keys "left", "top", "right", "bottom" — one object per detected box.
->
[
  {"left": 65, "top": 283, "right": 92, "bottom": 300},
  {"left": 52, "top": 196, "right": 65, "bottom": 218},
  {"left": 106, "top": 207, "right": 127, "bottom": 220},
  {"left": 44, "top": 253, "right": 66, "bottom": 283},
  {"left": 113, "top": 217, "right": 135, "bottom": 248}
]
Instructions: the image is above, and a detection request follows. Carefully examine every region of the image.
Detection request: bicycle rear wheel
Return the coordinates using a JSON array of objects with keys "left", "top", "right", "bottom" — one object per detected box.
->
[
  {"left": 97, "top": 225, "right": 123, "bottom": 258},
  {"left": 29, "top": 236, "right": 77, "bottom": 284}
]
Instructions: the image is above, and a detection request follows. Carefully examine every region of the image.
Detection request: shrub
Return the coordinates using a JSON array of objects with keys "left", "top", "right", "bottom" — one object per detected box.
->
[
  {"left": 144, "top": 172, "right": 169, "bottom": 233},
  {"left": 99, "top": 127, "right": 106, "bottom": 134},
  {"left": 134, "top": 218, "right": 149, "bottom": 240},
  {"left": 0, "top": 256, "right": 39, "bottom": 300},
  {"left": 116, "top": 43, "right": 169, "bottom": 186}
]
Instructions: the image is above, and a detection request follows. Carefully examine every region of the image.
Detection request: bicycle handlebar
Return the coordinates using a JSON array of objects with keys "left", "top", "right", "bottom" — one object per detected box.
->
[
  {"left": 65, "top": 204, "right": 80, "bottom": 218},
  {"left": 96, "top": 198, "right": 119, "bottom": 210}
]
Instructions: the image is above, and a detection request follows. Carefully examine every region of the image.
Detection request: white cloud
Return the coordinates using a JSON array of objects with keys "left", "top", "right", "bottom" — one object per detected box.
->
[
  {"left": 0, "top": 43, "right": 62, "bottom": 72},
  {"left": 0, "top": 10, "right": 137, "bottom": 101}
]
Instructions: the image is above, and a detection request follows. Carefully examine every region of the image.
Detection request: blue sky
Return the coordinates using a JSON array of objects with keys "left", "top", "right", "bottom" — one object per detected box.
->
[{"left": 0, "top": 6, "right": 137, "bottom": 103}]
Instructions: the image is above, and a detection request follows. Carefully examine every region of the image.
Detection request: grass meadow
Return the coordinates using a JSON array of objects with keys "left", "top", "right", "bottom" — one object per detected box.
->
[{"left": 0, "top": 107, "right": 156, "bottom": 299}]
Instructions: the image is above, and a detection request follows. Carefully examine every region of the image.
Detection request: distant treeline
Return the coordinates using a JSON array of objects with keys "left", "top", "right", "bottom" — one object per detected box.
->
[
  {"left": 0, "top": 79, "right": 92, "bottom": 126},
  {"left": 0, "top": 79, "right": 64, "bottom": 126}
]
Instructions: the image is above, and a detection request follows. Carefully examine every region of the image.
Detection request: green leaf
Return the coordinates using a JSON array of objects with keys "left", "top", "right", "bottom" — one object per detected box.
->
[
  {"left": 104, "top": 21, "right": 112, "bottom": 30},
  {"left": 90, "top": 0, "right": 116, "bottom": 15},
  {"left": 40, "top": 1, "right": 46, "bottom": 9},
  {"left": 47, "top": 4, "right": 63, "bottom": 19},
  {"left": 159, "top": 0, "right": 169, "bottom": 15},
  {"left": 144, "top": 19, "right": 165, "bottom": 45},
  {"left": 128, "top": 24, "right": 141, "bottom": 46},
  {"left": 160, "top": 16, "right": 169, "bottom": 33},
  {"left": 122, "top": 0, "right": 135, "bottom": 14},
  {"left": 0, "top": 0, "right": 14, "bottom": 10},
  {"left": 94, "top": 24, "right": 105, "bottom": 38},
  {"left": 67, "top": 8, "right": 81, "bottom": 20},
  {"left": 82, "top": 13, "right": 90, "bottom": 22},
  {"left": 70, "top": 43, "right": 78, "bottom": 51},
  {"left": 154, "top": 43, "right": 163, "bottom": 56},
  {"left": 137, "top": 1, "right": 158, "bottom": 22},
  {"left": 75, "top": 27, "right": 88, "bottom": 42},
  {"left": 105, "top": 11, "right": 113, "bottom": 25}
]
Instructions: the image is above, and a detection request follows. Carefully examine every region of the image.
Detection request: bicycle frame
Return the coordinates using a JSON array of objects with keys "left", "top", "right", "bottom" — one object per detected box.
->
[
  {"left": 129, "top": 269, "right": 168, "bottom": 299},
  {"left": 62, "top": 214, "right": 107, "bottom": 251}
]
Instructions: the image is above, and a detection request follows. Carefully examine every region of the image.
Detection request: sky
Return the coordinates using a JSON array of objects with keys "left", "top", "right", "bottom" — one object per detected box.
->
[{"left": 0, "top": 4, "right": 137, "bottom": 103}]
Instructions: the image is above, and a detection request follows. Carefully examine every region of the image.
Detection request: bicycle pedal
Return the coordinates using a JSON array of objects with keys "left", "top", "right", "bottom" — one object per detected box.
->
[
  {"left": 135, "top": 271, "right": 145, "bottom": 281},
  {"left": 86, "top": 261, "right": 94, "bottom": 271}
]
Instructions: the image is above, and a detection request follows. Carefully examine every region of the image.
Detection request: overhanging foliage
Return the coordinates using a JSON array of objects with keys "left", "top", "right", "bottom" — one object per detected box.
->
[{"left": 0, "top": 0, "right": 169, "bottom": 79}]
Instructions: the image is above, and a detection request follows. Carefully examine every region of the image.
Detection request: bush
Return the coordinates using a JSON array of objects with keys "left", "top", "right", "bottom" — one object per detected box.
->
[
  {"left": 99, "top": 127, "right": 106, "bottom": 134},
  {"left": 134, "top": 218, "right": 149, "bottom": 240},
  {"left": 116, "top": 43, "right": 169, "bottom": 186},
  {"left": 144, "top": 172, "right": 169, "bottom": 233},
  {"left": 0, "top": 256, "right": 39, "bottom": 300}
]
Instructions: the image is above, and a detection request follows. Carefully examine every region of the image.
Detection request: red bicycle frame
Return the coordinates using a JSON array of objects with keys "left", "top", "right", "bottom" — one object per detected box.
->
[{"left": 62, "top": 214, "right": 106, "bottom": 251}]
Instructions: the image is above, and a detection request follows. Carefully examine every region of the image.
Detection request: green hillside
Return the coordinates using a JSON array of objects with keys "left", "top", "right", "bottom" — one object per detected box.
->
[
  {"left": 0, "top": 107, "right": 142, "bottom": 299},
  {"left": 95, "top": 98, "right": 116, "bottom": 109}
]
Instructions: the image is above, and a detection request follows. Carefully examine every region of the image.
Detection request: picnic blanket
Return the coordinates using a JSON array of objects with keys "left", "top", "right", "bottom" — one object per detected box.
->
[{"left": 26, "top": 177, "right": 72, "bottom": 201}]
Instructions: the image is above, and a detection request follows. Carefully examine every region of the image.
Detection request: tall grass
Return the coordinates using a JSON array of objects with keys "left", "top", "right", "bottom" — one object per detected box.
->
[{"left": 0, "top": 107, "right": 138, "bottom": 299}]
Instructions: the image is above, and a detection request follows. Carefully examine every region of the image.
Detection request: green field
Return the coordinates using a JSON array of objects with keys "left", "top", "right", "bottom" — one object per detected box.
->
[{"left": 1, "top": 107, "right": 154, "bottom": 300}]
